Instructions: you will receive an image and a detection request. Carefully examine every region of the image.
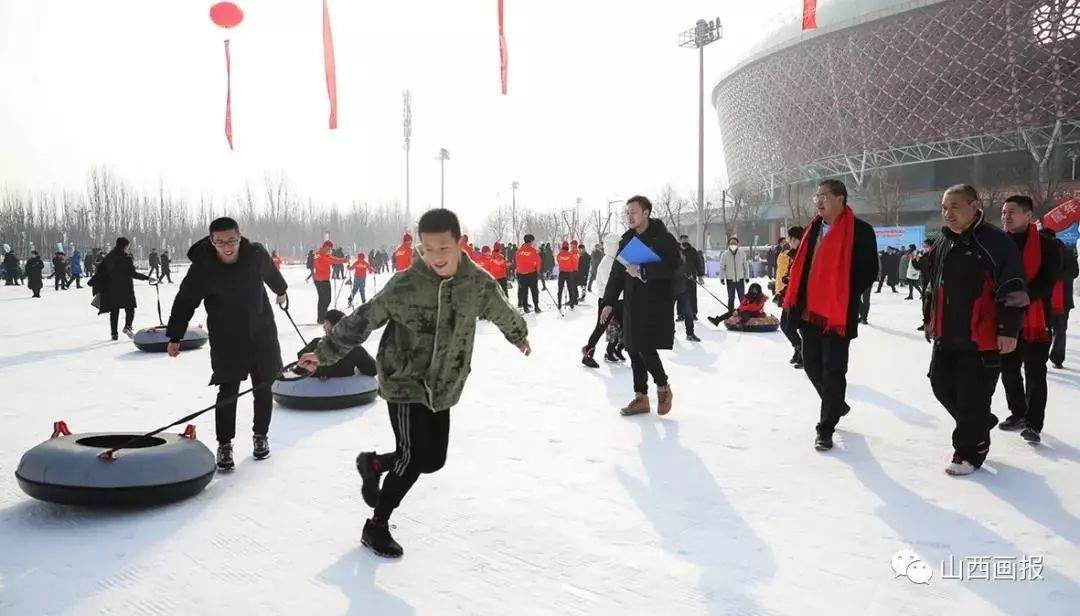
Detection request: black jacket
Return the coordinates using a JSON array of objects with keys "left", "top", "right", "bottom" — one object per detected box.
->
[
  {"left": 923, "top": 212, "right": 1028, "bottom": 351},
  {"left": 578, "top": 252, "right": 591, "bottom": 278},
  {"left": 1058, "top": 240, "right": 1078, "bottom": 311},
  {"left": 51, "top": 255, "right": 68, "bottom": 277},
  {"left": 789, "top": 214, "right": 879, "bottom": 339},
  {"left": 601, "top": 218, "right": 681, "bottom": 352},
  {"left": 90, "top": 249, "right": 149, "bottom": 313},
  {"left": 25, "top": 256, "right": 44, "bottom": 289},
  {"left": 680, "top": 243, "right": 704, "bottom": 278},
  {"left": 160, "top": 253, "right": 171, "bottom": 268},
  {"left": 298, "top": 337, "right": 376, "bottom": 378},
  {"left": 167, "top": 237, "right": 288, "bottom": 384},
  {"left": 149, "top": 252, "right": 160, "bottom": 267}
]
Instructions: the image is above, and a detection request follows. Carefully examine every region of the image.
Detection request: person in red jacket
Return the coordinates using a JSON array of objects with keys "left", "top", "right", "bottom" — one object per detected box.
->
[
  {"left": 477, "top": 245, "right": 492, "bottom": 273},
  {"left": 736, "top": 283, "right": 768, "bottom": 321},
  {"left": 515, "top": 234, "right": 542, "bottom": 312},
  {"left": 488, "top": 242, "right": 509, "bottom": 296},
  {"left": 313, "top": 240, "right": 347, "bottom": 323},
  {"left": 270, "top": 250, "right": 283, "bottom": 269},
  {"left": 461, "top": 234, "right": 477, "bottom": 262},
  {"left": 393, "top": 233, "right": 414, "bottom": 271},
  {"left": 349, "top": 251, "right": 373, "bottom": 306},
  {"left": 556, "top": 241, "right": 578, "bottom": 309}
]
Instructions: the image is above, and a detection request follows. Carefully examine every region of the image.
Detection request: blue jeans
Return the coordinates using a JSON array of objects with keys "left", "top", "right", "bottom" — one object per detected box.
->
[{"left": 349, "top": 276, "right": 367, "bottom": 303}]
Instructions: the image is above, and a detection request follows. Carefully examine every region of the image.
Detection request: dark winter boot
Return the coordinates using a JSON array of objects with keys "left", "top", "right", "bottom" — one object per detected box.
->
[
  {"left": 998, "top": 415, "right": 1026, "bottom": 432},
  {"left": 604, "top": 343, "right": 620, "bottom": 363},
  {"left": 217, "top": 442, "right": 235, "bottom": 471},
  {"left": 814, "top": 434, "right": 833, "bottom": 451},
  {"left": 1020, "top": 427, "right": 1041, "bottom": 444},
  {"left": 614, "top": 345, "right": 626, "bottom": 361},
  {"left": 686, "top": 332, "right": 701, "bottom": 342},
  {"left": 355, "top": 451, "right": 383, "bottom": 508},
  {"left": 253, "top": 435, "right": 270, "bottom": 460},
  {"left": 792, "top": 351, "right": 803, "bottom": 370},
  {"left": 581, "top": 346, "right": 600, "bottom": 368},
  {"left": 362, "top": 518, "right": 403, "bottom": 558}
]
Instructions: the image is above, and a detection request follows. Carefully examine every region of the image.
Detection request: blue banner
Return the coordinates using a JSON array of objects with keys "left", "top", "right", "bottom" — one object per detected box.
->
[
  {"left": 873, "top": 226, "right": 926, "bottom": 250},
  {"left": 1056, "top": 222, "right": 1079, "bottom": 246}
]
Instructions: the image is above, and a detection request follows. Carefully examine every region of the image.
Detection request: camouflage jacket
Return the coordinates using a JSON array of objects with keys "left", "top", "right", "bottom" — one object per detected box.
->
[{"left": 315, "top": 252, "right": 528, "bottom": 411}]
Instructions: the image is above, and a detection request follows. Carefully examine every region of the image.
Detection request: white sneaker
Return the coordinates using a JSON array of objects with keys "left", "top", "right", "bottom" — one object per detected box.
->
[{"left": 945, "top": 458, "right": 976, "bottom": 476}]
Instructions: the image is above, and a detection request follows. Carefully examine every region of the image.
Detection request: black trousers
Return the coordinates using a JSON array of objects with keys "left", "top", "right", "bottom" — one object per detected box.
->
[
  {"left": 586, "top": 302, "right": 621, "bottom": 351},
  {"left": 1000, "top": 338, "right": 1051, "bottom": 432},
  {"left": 688, "top": 283, "right": 698, "bottom": 317},
  {"left": 676, "top": 291, "right": 696, "bottom": 335},
  {"left": 858, "top": 287, "right": 871, "bottom": 322},
  {"left": 1050, "top": 312, "right": 1070, "bottom": 366},
  {"left": 630, "top": 350, "right": 668, "bottom": 394},
  {"left": 780, "top": 308, "right": 801, "bottom": 352},
  {"left": 497, "top": 278, "right": 508, "bottom": 296},
  {"left": 930, "top": 347, "right": 1000, "bottom": 467},
  {"left": 799, "top": 324, "right": 851, "bottom": 437},
  {"left": 725, "top": 280, "right": 745, "bottom": 309},
  {"left": 70, "top": 274, "right": 82, "bottom": 289},
  {"left": 147, "top": 264, "right": 160, "bottom": 279},
  {"left": 158, "top": 268, "right": 172, "bottom": 283},
  {"left": 517, "top": 272, "right": 540, "bottom": 309},
  {"left": 315, "top": 280, "right": 331, "bottom": 322},
  {"left": 54, "top": 275, "right": 64, "bottom": 290},
  {"left": 557, "top": 272, "right": 577, "bottom": 307},
  {"left": 109, "top": 307, "right": 134, "bottom": 336},
  {"left": 905, "top": 278, "right": 922, "bottom": 299},
  {"left": 215, "top": 362, "right": 273, "bottom": 443},
  {"left": 373, "top": 402, "right": 450, "bottom": 522}
]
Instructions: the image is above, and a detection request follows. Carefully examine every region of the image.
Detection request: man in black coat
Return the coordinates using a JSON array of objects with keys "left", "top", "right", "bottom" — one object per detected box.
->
[
  {"left": 147, "top": 249, "right": 160, "bottom": 280},
  {"left": 158, "top": 250, "right": 173, "bottom": 283},
  {"left": 90, "top": 238, "right": 151, "bottom": 339},
  {"left": 785, "top": 180, "right": 879, "bottom": 451},
  {"left": 3, "top": 250, "right": 20, "bottom": 285},
  {"left": 601, "top": 196, "right": 682, "bottom": 417},
  {"left": 577, "top": 244, "right": 591, "bottom": 301},
  {"left": 1050, "top": 237, "right": 1078, "bottom": 369},
  {"left": 52, "top": 252, "right": 68, "bottom": 290},
  {"left": 25, "top": 251, "right": 44, "bottom": 297},
  {"left": 166, "top": 217, "right": 288, "bottom": 471},
  {"left": 677, "top": 233, "right": 704, "bottom": 324}
]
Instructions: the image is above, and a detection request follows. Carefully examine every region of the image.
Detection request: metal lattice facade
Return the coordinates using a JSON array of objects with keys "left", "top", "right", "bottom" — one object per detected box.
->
[{"left": 714, "top": 0, "right": 1080, "bottom": 191}]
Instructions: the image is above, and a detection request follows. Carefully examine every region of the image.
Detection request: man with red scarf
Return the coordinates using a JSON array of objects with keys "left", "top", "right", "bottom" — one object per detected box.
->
[
  {"left": 997, "top": 196, "right": 1060, "bottom": 444},
  {"left": 783, "top": 179, "right": 878, "bottom": 452},
  {"left": 923, "top": 185, "right": 1028, "bottom": 475}
]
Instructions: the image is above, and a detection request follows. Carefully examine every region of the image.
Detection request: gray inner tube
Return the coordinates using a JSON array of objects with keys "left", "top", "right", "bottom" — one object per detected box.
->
[
  {"left": 134, "top": 325, "right": 209, "bottom": 352},
  {"left": 272, "top": 374, "right": 378, "bottom": 410},
  {"left": 724, "top": 316, "right": 781, "bottom": 333},
  {"left": 15, "top": 432, "right": 215, "bottom": 507}
]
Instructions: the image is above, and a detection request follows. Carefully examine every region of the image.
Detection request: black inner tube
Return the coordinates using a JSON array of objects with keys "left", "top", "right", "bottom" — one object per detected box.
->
[{"left": 76, "top": 435, "right": 167, "bottom": 449}]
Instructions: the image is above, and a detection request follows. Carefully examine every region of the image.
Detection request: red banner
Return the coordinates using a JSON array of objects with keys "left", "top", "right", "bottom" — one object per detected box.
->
[
  {"left": 323, "top": 0, "right": 338, "bottom": 129},
  {"left": 802, "top": 0, "right": 817, "bottom": 30},
  {"left": 224, "top": 39, "right": 233, "bottom": 150},
  {"left": 1043, "top": 197, "right": 1080, "bottom": 232},
  {"left": 498, "top": 0, "right": 508, "bottom": 95}
]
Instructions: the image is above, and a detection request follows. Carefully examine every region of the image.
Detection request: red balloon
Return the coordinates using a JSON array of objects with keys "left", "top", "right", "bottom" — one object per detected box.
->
[{"left": 210, "top": 2, "right": 243, "bottom": 28}]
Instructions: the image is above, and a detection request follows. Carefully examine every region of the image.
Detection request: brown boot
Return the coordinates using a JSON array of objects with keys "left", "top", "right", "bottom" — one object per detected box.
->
[
  {"left": 657, "top": 385, "right": 673, "bottom": 415},
  {"left": 620, "top": 393, "right": 650, "bottom": 416}
]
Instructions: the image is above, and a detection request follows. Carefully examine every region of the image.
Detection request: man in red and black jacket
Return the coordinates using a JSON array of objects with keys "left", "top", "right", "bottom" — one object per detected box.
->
[
  {"left": 783, "top": 179, "right": 878, "bottom": 452},
  {"left": 996, "top": 195, "right": 1060, "bottom": 444},
  {"left": 923, "top": 185, "right": 1029, "bottom": 476}
]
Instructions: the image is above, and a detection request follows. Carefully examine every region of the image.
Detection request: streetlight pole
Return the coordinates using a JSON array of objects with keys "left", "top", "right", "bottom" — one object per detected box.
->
[
  {"left": 512, "top": 181, "right": 519, "bottom": 211},
  {"left": 403, "top": 90, "right": 412, "bottom": 223},
  {"left": 679, "top": 17, "right": 722, "bottom": 253},
  {"left": 436, "top": 148, "right": 450, "bottom": 208}
]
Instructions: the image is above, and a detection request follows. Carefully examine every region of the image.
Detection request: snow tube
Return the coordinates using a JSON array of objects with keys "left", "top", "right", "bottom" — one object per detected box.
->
[
  {"left": 133, "top": 325, "right": 208, "bottom": 352},
  {"left": 272, "top": 374, "right": 378, "bottom": 410},
  {"left": 15, "top": 427, "right": 215, "bottom": 507},
  {"left": 724, "top": 314, "right": 781, "bottom": 333}
]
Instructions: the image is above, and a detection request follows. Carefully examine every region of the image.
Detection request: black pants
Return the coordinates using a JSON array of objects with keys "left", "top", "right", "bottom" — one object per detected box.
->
[
  {"left": 54, "top": 275, "right": 64, "bottom": 290},
  {"left": 557, "top": 272, "right": 577, "bottom": 308},
  {"left": 858, "top": 287, "right": 871, "bottom": 322},
  {"left": 373, "top": 402, "right": 450, "bottom": 522},
  {"left": 586, "top": 302, "right": 621, "bottom": 351},
  {"left": 930, "top": 348, "right": 999, "bottom": 467},
  {"left": 780, "top": 308, "right": 801, "bottom": 352},
  {"left": 1050, "top": 312, "right": 1069, "bottom": 366},
  {"left": 799, "top": 324, "right": 851, "bottom": 437},
  {"left": 109, "top": 307, "right": 134, "bottom": 336},
  {"left": 688, "top": 283, "right": 698, "bottom": 317},
  {"left": 517, "top": 273, "right": 540, "bottom": 309},
  {"left": 1000, "top": 338, "right": 1051, "bottom": 432},
  {"left": 725, "top": 280, "right": 745, "bottom": 309},
  {"left": 70, "top": 274, "right": 82, "bottom": 289},
  {"left": 676, "top": 291, "right": 696, "bottom": 335},
  {"left": 630, "top": 350, "right": 668, "bottom": 394},
  {"left": 315, "top": 280, "right": 331, "bottom": 323},
  {"left": 158, "top": 268, "right": 172, "bottom": 284},
  {"left": 497, "top": 278, "right": 508, "bottom": 296},
  {"left": 148, "top": 264, "right": 160, "bottom": 279},
  {"left": 215, "top": 363, "right": 273, "bottom": 444},
  {"left": 905, "top": 278, "right": 921, "bottom": 299}
]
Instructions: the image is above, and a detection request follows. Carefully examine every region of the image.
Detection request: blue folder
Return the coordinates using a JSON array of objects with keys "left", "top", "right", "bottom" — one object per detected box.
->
[{"left": 616, "top": 236, "right": 661, "bottom": 267}]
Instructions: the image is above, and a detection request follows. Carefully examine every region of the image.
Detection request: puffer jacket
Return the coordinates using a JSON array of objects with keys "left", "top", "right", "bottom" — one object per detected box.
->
[
  {"left": 594, "top": 236, "right": 620, "bottom": 299},
  {"left": 315, "top": 252, "right": 528, "bottom": 411}
]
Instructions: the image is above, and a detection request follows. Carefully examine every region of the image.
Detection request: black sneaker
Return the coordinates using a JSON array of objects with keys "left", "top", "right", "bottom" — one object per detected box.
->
[
  {"left": 603, "top": 350, "right": 620, "bottom": 363},
  {"left": 789, "top": 351, "right": 799, "bottom": 364},
  {"left": 534, "top": 307, "right": 543, "bottom": 313},
  {"left": 355, "top": 451, "right": 383, "bottom": 507},
  {"left": 362, "top": 519, "right": 403, "bottom": 558},
  {"left": 1020, "top": 428, "right": 1041, "bottom": 444},
  {"left": 1051, "top": 361, "right": 1063, "bottom": 369},
  {"left": 217, "top": 442, "right": 235, "bottom": 471},
  {"left": 523, "top": 306, "right": 531, "bottom": 314},
  {"left": 998, "top": 415, "right": 1026, "bottom": 432},
  {"left": 253, "top": 435, "right": 270, "bottom": 460},
  {"left": 582, "top": 355, "right": 599, "bottom": 368},
  {"left": 614, "top": 347, "right": 626, "bottom": 361},
  {"left": 792, "top": 353, "right": 803, "bottom": 370},
  {"left": 686, "top": 333, "right": 701, "bottom": 342},
  {"left": 814, "top": 434, "right": 833, "bottom": 451},
  {"left": 707, "top": 316, "right": 722, "bottom": 327}
]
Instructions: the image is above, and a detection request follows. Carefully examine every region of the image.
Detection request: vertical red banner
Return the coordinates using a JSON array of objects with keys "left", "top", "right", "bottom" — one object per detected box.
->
[
  {"left": 323, "top": 0, "right": 339, "bottom": 129},
  {"left": 498, "top": 0, "right": 508, "bottom": 95},
  {"left": 802, "top": 0, "right": 818, "bottom": 30},
  {"left": 224, "top": 39, "right": 234, "bottom": 150}
]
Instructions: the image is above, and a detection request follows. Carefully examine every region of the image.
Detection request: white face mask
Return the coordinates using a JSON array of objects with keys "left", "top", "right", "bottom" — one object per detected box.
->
[{"left": 728, "top": 244, "right": 738, "bottom": 250}]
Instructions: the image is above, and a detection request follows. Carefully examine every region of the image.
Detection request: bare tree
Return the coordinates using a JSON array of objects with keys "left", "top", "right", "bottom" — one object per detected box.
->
[{"left": 864, "top": 168, "right": 905, "bottom": 227}]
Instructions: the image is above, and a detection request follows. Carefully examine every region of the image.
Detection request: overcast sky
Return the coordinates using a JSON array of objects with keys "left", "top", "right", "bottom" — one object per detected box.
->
[{"left": 0, "top": 0, "right": 797, "bottom": 228}]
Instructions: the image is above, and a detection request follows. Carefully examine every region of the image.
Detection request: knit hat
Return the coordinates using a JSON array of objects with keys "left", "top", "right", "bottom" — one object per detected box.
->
[
  {"left": 523, "top": 234, "right": 535, "bottom": 244},
  {"left": 561, "top": 241, "right": 569, "bottom": 251},
  {"left": 481, "top": 245, "right": 491, "bottom": 253}
]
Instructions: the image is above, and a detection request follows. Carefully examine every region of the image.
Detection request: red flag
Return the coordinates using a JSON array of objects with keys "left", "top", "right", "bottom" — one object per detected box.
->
[
  {"left": 1043, "top": 197, "right": 1080, "bottom": 232},
  {"left": 323, "top": 0, "right": 339, "bottom": 129},
  {"left": 498, "top": 0, "right": 508, "bottom": 95},
  {"left": 802, "top": 0, "right": 817, "bottom": 30},
  {"left": 224, "top": 39, "right": 234, "bottom": 150}
]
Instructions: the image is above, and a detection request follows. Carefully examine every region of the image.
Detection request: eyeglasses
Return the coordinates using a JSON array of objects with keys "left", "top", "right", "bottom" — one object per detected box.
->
[
  {"left": 811, "top": 193, "right": 833, "bottom": 203},
  {"left": 211, "top": 238, "right": 240, "bottom": 247}
]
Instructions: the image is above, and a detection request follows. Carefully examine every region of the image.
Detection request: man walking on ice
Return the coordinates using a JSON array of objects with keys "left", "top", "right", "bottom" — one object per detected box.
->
[{"left": 300, "top": 208, "right": 531, "bottom": 559}]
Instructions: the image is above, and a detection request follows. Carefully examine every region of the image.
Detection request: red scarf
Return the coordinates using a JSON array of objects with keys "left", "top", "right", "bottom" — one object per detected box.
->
[
  {"left": 783, "top": 206, "right": 855, "bottom": 336},
  {"left": 1020, "top": 224, "right": 1051, "bottom": 342}
]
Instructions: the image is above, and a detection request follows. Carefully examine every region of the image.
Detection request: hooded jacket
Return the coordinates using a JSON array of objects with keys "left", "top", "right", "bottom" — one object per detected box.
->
[
  {"left": 394, "top": 234, "right": 414, "bottom": 271},
  {"left": 594, "top": 236, "right": 620, "bottom": 299},
  {"left": 315, "top": 251, "right": 528, "bottom": 411},
  {"left": 167, "top": 237, "right": 287, "bottom": 384}
]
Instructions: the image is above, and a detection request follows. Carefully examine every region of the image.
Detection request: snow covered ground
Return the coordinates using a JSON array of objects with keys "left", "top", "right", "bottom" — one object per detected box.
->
[{"left": 1, "top": 265, "right": 1078, "bottom": 615}]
